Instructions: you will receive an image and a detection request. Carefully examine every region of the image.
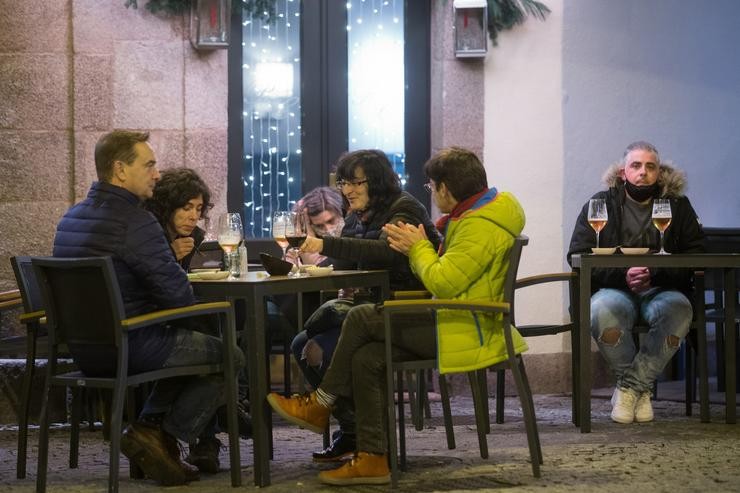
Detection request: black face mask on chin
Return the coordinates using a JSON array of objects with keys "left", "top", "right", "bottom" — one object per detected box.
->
[{"left": 624, "top": 181, "right": 660, "bottom": 202}]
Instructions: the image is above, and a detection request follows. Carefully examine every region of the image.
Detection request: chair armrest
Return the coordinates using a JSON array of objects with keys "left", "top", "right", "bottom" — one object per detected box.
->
[
  {"left": 19, "top": 310, "right": 45, "bottom": 324},
  {"left": 515, "top": 272, "right": 576, "bottom": 289},
  {"left": 0, "top": 289, "right": 22, "bottom": 310},
  {"left": 390, "top": 290, "right": 432, "bottom": 300},
  {"left": 0, "top": 289, "right": 21, "bottom": 302},
  {"left": 122, "top": 301, "right": 232, "bottom": 331}
]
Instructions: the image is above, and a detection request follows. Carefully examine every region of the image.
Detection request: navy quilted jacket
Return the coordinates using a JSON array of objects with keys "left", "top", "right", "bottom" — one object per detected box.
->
[
  {"left": 53, "top": 182, "right": 195, "bottom": 374},
  {"left": 54, "top": 181, "right": 195, "bottom": 316}
]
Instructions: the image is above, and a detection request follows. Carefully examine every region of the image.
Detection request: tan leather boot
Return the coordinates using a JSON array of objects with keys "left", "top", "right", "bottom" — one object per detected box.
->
[
  {"left": 318, "top": 451, "right": 390, "bottom": 486},
  {"left": 266, "top": 392, "right": 331, "bottom": 434}
]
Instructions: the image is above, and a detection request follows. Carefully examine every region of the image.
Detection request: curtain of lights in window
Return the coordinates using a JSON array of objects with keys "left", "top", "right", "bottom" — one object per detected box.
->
[
  {"left": 241, "top": 0, "right": 301, "bottom": 239},
  {"left": 347, "top": 0, "right": 406, "bottom": 186}
]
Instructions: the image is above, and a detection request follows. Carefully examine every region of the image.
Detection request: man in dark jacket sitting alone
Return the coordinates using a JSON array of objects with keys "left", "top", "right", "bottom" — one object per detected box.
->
[
  {"left": 567, "top": 141, "right": 704, "bottom": 424},
  {"left": 53, "top": 130, "right": 246, "bottom": 485}
]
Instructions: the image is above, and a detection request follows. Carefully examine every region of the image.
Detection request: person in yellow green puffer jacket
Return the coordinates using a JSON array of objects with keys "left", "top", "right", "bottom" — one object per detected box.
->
[
  {"left": 404, "top": 155, "right": 528, "bottom": 374},
  {"left": 266, "top": 147, "right": 527, "bottom": 487}
]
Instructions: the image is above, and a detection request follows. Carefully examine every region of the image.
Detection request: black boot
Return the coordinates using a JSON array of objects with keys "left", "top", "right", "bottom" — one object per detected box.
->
[
  {"left": 185, "top": 436, "right": 222, "bottom": 474},
  {"left": 312, "top": 430, "right": 356, "bottom": 463},
  {"left": 216, "top": 399, "right": 253, "bottom": 439}
]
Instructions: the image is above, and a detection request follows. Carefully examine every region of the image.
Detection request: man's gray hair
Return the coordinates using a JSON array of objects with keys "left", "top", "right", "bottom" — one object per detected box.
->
[{"left": 622, "top": 141, "right": 660, "bottom": 164}]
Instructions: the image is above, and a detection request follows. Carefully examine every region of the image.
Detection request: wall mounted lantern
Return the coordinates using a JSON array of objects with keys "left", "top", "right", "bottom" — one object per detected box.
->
[
  {"left": 453, "top": 0, "right": 488, "bottom": 58},
  {"left": 190, "top": 0, "right": 232, "bottom": 49}
]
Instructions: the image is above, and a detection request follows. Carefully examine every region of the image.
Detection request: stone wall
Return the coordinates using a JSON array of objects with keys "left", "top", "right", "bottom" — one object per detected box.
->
[{"left": 0, "top": 0, "right": 229, "bottom": 309}]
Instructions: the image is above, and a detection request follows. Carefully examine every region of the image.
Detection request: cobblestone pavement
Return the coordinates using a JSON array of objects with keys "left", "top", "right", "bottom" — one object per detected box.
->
[{"left": 1, "top": 392, "right": 739, "bottom": 492}]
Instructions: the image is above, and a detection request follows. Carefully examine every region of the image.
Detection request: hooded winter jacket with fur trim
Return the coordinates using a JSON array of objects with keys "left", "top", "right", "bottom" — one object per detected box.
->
[{"left": 567, "top": 162, "right": 705, "bottom": 294}]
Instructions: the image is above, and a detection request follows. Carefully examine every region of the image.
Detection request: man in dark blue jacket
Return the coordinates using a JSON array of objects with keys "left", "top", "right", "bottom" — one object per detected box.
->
[{"left": 53, "top": 130, "right": 245, "bottom": 485}]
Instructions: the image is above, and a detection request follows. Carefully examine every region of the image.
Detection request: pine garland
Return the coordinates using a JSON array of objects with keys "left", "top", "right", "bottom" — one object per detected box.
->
[
  {"left": 125, "top": 0, "right": 276, "bottom": 21},
  {"left": 125, "top": 0, "right": 550, "bottom": 43},
  {"left": 487, "top": 0, "right": 550, "bottom": 44}
]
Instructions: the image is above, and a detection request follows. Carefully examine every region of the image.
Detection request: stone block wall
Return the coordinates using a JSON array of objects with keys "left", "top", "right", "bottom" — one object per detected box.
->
[{"left": 0, "top": 0, "right": 229, "bottom": 306}]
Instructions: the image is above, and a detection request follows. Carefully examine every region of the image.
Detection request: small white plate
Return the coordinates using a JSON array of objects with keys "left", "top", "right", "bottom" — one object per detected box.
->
[
  {"left": 197, "top": 271, "right": 230, "bottom": 280},
  {"left": 620, "top": 247, "right": 650, "bottom": 255},
  {"left": 591, "top": 247, "right": 617, "bottom": 255}
]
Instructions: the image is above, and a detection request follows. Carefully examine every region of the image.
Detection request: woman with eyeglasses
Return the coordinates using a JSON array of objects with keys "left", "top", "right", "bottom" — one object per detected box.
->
[
  {"left": 289, "top": 149, "right": 441, "bottom": 463},
  {"left": 144, "top": 168, "right": 214, "bottom": 271}
]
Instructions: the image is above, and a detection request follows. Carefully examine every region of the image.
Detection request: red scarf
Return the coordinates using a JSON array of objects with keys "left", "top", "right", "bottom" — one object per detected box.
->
[{"left": 435, "top": 189, "right": 488, "bottom": 255}]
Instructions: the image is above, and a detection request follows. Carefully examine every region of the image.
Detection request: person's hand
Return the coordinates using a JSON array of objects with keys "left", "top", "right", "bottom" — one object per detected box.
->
[
  {"left": 383, "top": 222, "right": 428, "bottom": 256},
  {"left": 301, "top": 251, "right": 326, "bottom": 266},
  {"left": 171, "top": 237, "right": 195, "bottom": 261},
  {"left": 301, "top": 236, "right": 324, "bottom": 254},
  {"left": 626, "top": 267, "right": 651, "bottom": 293}
]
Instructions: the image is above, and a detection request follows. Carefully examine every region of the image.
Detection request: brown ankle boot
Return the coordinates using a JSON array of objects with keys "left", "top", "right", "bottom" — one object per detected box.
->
[{"left": 318, "top": 451, "right": 390, "bottom": 486}]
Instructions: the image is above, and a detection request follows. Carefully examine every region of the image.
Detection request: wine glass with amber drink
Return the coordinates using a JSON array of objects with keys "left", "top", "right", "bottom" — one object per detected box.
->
[
  {"left": 217, "top": 212, "right": 243, "bottom": 278},
  {"left": 588, "top": 199, "right": 608, "bottom": 248},
  {"left": 652, "top": 198, "right": 672, "bottom": 255},
  {"left": 272, "top": 211, "right": 290, "bottom": 259}
]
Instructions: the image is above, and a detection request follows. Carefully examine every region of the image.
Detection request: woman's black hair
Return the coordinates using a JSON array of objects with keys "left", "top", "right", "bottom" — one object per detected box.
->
[
  {"left": 144, "top": 168, "right": 213, "bottom": 232},
  {"left": 334, "top": 149, "right": 401, "bottom": 213}
]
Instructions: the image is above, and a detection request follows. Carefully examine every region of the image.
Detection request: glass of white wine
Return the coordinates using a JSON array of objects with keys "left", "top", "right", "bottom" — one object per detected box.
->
[
  {"left": 587, "top": 199, "right": 608, "bottom": 248},
  {"left": 652, "top": 198, "right": 672, "bottom": 255},
  {"left": 217, "top": 212, "right": 244, "bottom": 277}
]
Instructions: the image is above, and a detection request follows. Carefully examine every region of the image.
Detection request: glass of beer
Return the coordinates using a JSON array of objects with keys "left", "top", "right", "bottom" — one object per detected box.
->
[
  {"left": 652, "top": 199, "right": 672, "bottom": 255},
  {"left": 217, "top": 212, "right": 244, "bottom": 277}
]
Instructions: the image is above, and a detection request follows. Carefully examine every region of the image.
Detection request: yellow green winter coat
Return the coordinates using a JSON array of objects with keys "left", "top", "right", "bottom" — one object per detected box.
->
[{"left": 407, "top": 188, "right": 528, "bottom": 374}]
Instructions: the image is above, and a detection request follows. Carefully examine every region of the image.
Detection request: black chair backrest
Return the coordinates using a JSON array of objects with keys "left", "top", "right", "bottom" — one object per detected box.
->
[
  {"left": 10, "top": 256, "right": 44, "bottom": 314},
  {"left": 32, "top": 257, "right": 126, "bottom": 350},
  {"left": 503, "top": 235, "right": 529, "bottom": 314},
  {"left": 702, "top": 227, "right": 740, "bottom": 293},
  {"left": 703, "top": 227, "right": 740, "bottom": 254}
]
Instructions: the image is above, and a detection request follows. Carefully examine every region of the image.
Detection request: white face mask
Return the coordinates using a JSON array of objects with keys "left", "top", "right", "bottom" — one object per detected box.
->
[{"left": 322, "top": 219, "right": 345, "bottom": 238}]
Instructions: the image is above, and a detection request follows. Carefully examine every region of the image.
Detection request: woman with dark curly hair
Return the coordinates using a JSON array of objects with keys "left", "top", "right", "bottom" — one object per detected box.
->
[{"left": 144, "top": 168, "right": 213, "bottom": 270}]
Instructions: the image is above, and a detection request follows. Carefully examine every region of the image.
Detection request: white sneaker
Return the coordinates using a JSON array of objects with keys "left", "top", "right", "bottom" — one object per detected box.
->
[
  {"left": 610, "top": 387, "right": 638, "bottom": 424},
  {"left": 634, "top": 392, "right": 654, "bottom": 423}
]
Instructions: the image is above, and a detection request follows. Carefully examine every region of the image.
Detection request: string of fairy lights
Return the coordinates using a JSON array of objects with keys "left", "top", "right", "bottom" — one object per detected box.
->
[{"left": 241, "top": 0, "right": 405, "bottom": 238}]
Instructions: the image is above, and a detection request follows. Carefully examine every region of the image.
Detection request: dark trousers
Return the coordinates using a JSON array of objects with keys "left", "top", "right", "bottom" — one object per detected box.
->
[{"left": 320, "top": 304, "right": 436, "bottom": 454}]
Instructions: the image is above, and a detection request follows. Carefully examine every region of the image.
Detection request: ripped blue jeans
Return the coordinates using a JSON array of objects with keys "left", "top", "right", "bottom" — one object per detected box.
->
[{"left": 590, "top": 287, "right": 692, "bottom": 394}]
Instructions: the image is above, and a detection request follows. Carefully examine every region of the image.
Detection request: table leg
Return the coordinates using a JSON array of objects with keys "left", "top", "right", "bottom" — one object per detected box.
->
[
  {"left": 694, "top": 279, "right": 710, "bottom": 423},
  {"left": 725, "top": 269, "right": 737, "bottom": 424},
  {"left": 577, "top": 266, "right": 592, "bottom": 433},
  {"left": 245, "top": 292, "right": 271, "bottom": 486}
]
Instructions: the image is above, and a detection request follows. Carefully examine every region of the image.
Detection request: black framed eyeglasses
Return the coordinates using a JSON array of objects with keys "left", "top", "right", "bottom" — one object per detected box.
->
[
  {"left": 335, "top": 179, "right": 368, "bottom": 190},
  {"left": 423, "top": 182, "right": 434, "bottom": 193}
]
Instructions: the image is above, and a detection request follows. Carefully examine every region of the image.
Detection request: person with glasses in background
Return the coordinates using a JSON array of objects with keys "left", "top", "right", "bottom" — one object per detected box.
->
[{"left": 286, "top": 149, "right": 441, "bottom": 464}]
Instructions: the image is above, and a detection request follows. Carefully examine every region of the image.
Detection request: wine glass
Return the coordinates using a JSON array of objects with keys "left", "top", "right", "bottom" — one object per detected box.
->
[
  {"left": 587, "top": 199, "right": 608, "bottom": 248},
  {"left": 285, "top": 211, "right": 308, "bottom": 277},
  {"left": 652, "top": 198, "right": 672, "bottom": 255},
  {"left": 272, "top": 211, "right": 291, "bottom": 259},
  {"left": 217, "top": 212, "right": 244, "bottom": 277}
]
